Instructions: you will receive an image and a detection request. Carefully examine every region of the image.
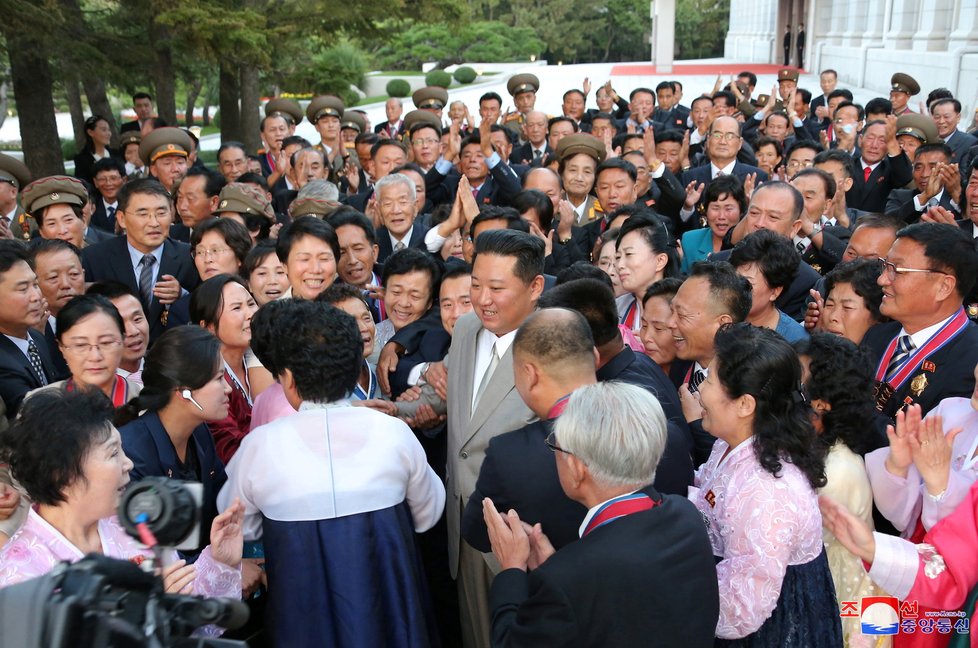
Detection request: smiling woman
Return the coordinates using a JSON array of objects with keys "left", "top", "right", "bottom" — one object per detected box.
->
[{"left": 276, "top": 216, "right": 340, "bottom": 300}]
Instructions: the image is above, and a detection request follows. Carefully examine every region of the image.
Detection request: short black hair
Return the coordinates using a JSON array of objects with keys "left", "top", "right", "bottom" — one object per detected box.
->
[
  {"left": 0, "top": 239, "right": 32, "bottom": 275},
  {"left": 371, "top": 138, "right": 408, "bottom": 160},
  {"left": 729, "top": 230, "right": 800, "bottom": 291},
  {"left": 736, "top": 71, "right": 757, "bottom": 87},
  {"left": 824, "top": 258, "right": 885, "bottom": 322},
  {"left": 409, "top": 122, "right": 441, "bottom": 139},
  {"left": 316, "top": 282, "right": 370, "bottom": 310},
  {"left": 181, "top": 166, "right": 226, "bottom": 199},
  {"left": 930, "top": 97, "right": 961, "bottom": 114},
  {"left": 687, "top": 261, "right": 752, "bottom": 322},
  {"left": 118, "top": 178, "right": 170, "bottom": 212},
  {"left": 643, "top": 277, "right": 683, "bottom": 304},
  {"left": 241, "top": 240, "right": 279, "bottom": 281},
  {"left": 472, "top": 229, "right": 545, "bottom": 287},
  {"left": 562, "top": 89, "right": 585, "bottom": 102},
  {"left": 271, "top": 300, "right": 362, "bottom": 402},
  {"left": 914, "top": 143, "right": 953, "bottom": 161},
  {"left": 752, "top": 180, "right": 805, "bottom": 221},
  {"left": 795, "top": 87, "right": 812, "bottom": 105},
  {"left": 237, "top": 172, "right": 269, "bottom": 193},
  {"left": 703, "top": 174, "right": 748, "bottom": 212},
  {"left": 190, "top": 217, "right": 252, "bottom": 266},
  {"left": 711, "top": 90, "right": 737, "bottom": 108},
  {"left": 29, "top": 238, "right": 82, "bottom": 265},
  {"left": 86, "top": 280, "right": 140, "bottom": 303},
  {"left": 55, "top": 294, "right": 124, "bottom": 343},
  {"left": 896, "top": 223, "right": 978, "bottom": 299},
  {"left": 784, "top": 139, "right": 824, "bottom": 163},
  {"left": 276, "top": 215, "right": 341, "bottom": 265},
  {"left": 471, "top": 206, "right": 525, "bottom": 237},
  {"left": 537, "top": 278, "right": 620, "bottom": 346},
  {"left": 381, "top": 247, "right": 440, "bottom": 306},
  {"left": 655, "top": 81, "right": 675, "bottom": 94},
  {"left": 654, "top": 129, "right": 685, "bottom": 145},
  {"left": 833, "top": 101, "right": 864, "bottom": 121},
  {"left": 792, "top": 167, "right": 837, "bottom": 199},
  {"left": 596, "top": 158, "right": 637, "bottom": 183},
  {"left": 132, "top": 92, "right": 153, "bottom": 103},
  {"left": 479, "top": 92, "right": 503, "bottom": 107},
  {"left": 93, "top": 157, "right": 127, "bottom": 179},
  {"left": 326, "top": 208, "right": 377, "bottom": 246},
  {"left": 813, "top": 149, "right": 857, "bottom": 179},
  {"left": 217, "top": 141, "right": 248, "bottom": 159},
  {"left": 865, "top": 97, "right": 892, "bottom": 116},
  {"left": 590, "top": 112, "right": 616, "bottom": 128},
  {"left": 189, "top": 273, "right": 252, "bottom": 329},
  {"left": 827, "top": 89, "right": 854, "bottom": 102},
  {"left": 556, "top": 262, "right": 614, "bottom": 290},
  {"left": 2, "top": 388, "right": 115, "bottom": 505},
  {"left": 629, "top": 87, "right": 656, "bottom": 103},
  {"left": 512, "top": 189, "right": 554, "bottom": 232},
  {"left": 355, "top": 132, "right": 381, "bottom": 147}
]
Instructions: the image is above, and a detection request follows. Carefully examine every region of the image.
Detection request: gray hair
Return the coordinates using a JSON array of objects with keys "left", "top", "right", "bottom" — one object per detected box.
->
[
  {"left": 554, "top": 382, "right": 667, "bottom": 489},
  {"left": 375, "top": 172, "right": 416, "bottom": 203},
  {"left": 296, "top": 179, "right": 339, "bottom": 202}
]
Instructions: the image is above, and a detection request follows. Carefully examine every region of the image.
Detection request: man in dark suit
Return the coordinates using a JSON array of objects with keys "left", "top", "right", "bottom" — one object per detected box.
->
[
  {"left": 428, "top": 125, "right": 522, "bottom": 210},
  {"left": 861, "top": 223, "right": 978, "bottom": 421},
  {"left": 374, "top": 173, "right": 430, "bottom": 264},
  {"left": 931, "top": 98, "right": 978, "bottom": 163},
  {"left": 790, "top": 168, "right": 851, "bottom": 274},
  {"left": 679, "top": 116, "right": 768, "bottom": 231},
  {"left": 29, "top": 239, "right": 86, "bottom": 380},
  {"left": 82, "top": 179, "right": 199, "bottom": 345},
  {"left": 482, "top": 380, "right": 719, "bottom": 648},
  {"left": 810, "top": 69, "right": 837, "bottom": 129},
  {"left": 846, "top": 117, "right": 913, "bottom": 213},
  {"left": 90, "top": 157, "right": 128, "bottom": 233},
  {"left": 0, "top": 240, "right": 64, "bottom": 419},
  {"left": 120, "top": 92, "right": 154, "bottom": 134},
  {"left": 885, "top": 143, "right": 961, "bottom": 224},
  {"left": 374, "top": 97, "right": 404, "bottom": 139},
  {"left": 508, "top": 111, "right": 554, "bottom": 168}
]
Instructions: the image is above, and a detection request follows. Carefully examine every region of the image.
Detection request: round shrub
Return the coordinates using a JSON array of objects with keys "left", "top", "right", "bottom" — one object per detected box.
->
[
  {"left": 425, "top": 70, "right": 452, "bottom": 89},
  {"left": 386, "top": 79, "right": 411, "bottom": 98},
  {"left": 453, "top": 66, "right": 478, "bottom": 84}
]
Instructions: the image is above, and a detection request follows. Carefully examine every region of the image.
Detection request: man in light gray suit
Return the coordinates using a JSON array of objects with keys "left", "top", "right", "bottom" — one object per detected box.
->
[{"left": 395, "top": 229, "right": 545, "bottom": 648}]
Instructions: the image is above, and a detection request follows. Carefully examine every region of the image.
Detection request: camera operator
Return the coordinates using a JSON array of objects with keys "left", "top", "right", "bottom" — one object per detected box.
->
[{"left": 0, "top": 388, "right": 244, "bottom": 635}]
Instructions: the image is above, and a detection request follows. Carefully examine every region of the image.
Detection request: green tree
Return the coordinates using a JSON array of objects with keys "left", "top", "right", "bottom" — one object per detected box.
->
[
  {"left": 676, "top": 0, "right": 730, "bottom": 59},
  {"left": 374, "top": 21, "right": 543, "bottom": 69}
]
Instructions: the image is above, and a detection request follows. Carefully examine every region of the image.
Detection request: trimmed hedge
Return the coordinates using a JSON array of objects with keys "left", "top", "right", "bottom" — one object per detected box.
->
[
  {"left": 453, "top": 66, "right": 478, "bottom": 84},
  {"left": 424, "top": 70, "right": 452, "bottom": 88},
  {"left": 386, "top": 79, "right": 411, "bottom": 97}
]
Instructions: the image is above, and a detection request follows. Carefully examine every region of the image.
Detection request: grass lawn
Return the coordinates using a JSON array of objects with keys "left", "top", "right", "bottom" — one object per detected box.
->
[
  {"left": 356, "top": 95, "right": 390, "bottom": 105},
  {"left": 374, "top": 70, "right": 426, "bottom": 76}
]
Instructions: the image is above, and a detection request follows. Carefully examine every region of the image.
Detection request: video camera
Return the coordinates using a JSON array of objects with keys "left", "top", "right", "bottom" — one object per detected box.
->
[{"left": 0, "top": 478, "right": 248, "bottom": 648}]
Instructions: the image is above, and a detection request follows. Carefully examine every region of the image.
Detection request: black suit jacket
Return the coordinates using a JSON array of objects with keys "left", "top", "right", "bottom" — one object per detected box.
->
[
  {"left": 425, "top": 160, "right": 522, "bottom": 209},
  {"left": 860, "top": 319, "right": 978, "bottom": 421},
  {"left": 509, "top": 142, "right": 554, "bottom": 168},
  {"left": 0, "top": 330, "right": 61, "bottom": 420},
  {"left": 885, "top": 187, "right": 960, "bottom": 224},
  {"left": 43, "top": 320, "right": 70, "bottom": 381},
  {"left": 799, "top": 224, "right": 851, "bottom": 274},
  {"left": 846, "top": 152, "right": 913, "bottom": 213},
  {"left": 81, "top": 237, "right": 200, "bottom": 344},
  {"left": 391, "top": 327, "right": 451, "bottom": 400},
  {"left": 84, "top": 226, "right": 114, "bottom": 247},
  {"left": 120, "top": 120, "right": 142, "bottom": 134},
  {"left": 119, "top": 411, "right": 227, "bottom": 550},
  {"left": 945, "top": 130, "right": 978, "bottom": 164},
  {"left": 90, "top": 200, "right": 119, "bottom": 233},
  {"left": 489, "top": 487, "right": 719, "bottom": 648},
  {"left": 374, "top": 223, "right": 430, "bottom": 264}
]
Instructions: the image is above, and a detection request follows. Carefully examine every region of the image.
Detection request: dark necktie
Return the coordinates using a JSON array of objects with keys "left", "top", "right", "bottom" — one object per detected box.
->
[
  {"left": 796, "top": 240, "right": 808, "bottom": 254},
  {"left": 884, "top": 335, "right": 915, "bottom": 383},
  {"left": 106, "top": 205, "right": 116, "bottom": 223},
  {"left": 138, "top": 254, "right": 156, "bottom": 312},
  {"left": 532, "top": 148, "right": 543, "bottom": 163},
  {"left": 27, "top": 339, "right": 48, "bottom": 386},
  {"left": 689, "top": 369, "right": 706, "bottom": 393}
]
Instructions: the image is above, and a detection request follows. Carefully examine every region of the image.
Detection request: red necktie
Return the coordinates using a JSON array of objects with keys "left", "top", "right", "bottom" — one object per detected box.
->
[{"left": 863, "top": 166, "right": 872, "bottom": 183}]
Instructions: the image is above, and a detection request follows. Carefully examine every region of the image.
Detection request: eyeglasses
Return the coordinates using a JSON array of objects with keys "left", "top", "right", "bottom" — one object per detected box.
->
[
  {"left": 877, "top": 257, "right": 950, "bottom": 280},
  {"left": 411, "top": 138, "right": 439, "bottom": 147},
  {"left": 709, "top": 132, "right": 741, "bottom": 142},
  {"left": 786, "top": 159, "right": 814, "bottom": 170},
  {"left": 192, "top": 247, "right": 233, "bottom": 259},
  {"left": 545, "top": 431, "right": 573, "bottom": 456},
  {"left": 63, "top": 340, "right": 122, "bottom": 356}
]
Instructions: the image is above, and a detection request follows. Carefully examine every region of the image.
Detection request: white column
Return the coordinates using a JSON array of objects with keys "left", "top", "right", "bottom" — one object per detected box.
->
[
  {"left": 862, "top": 0, "right": 888, "bottom": 40},
  {"left": 912, "top": 0, "right": 953, "bottom": 51},
  {"left": 844, "top": 0, "right": 868, "bottom": 46},
  {"left": 827, "top": 0, "right": 847, "bottom": 44},
  {"left": 654, "top": 0, "right": 676, "bottom": 72},
  {"left": 884, "top": 0, "right": 918, "bottom": 49},
  {"left": 949, "top": 0, "right": 978, "bottom": 50}
]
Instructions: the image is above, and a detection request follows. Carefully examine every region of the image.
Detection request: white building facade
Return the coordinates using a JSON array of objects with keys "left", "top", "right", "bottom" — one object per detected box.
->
[{"left": 724, "top": 0, "right": 978, "bottom": 112}]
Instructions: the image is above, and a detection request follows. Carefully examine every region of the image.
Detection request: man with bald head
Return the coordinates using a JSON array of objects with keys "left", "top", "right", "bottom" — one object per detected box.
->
[
  {"left": 679, "top": 115, "right": 767, "bottom": 231},
  {"left": 510, "top": 111, "right": 554, "bottom": 167}
]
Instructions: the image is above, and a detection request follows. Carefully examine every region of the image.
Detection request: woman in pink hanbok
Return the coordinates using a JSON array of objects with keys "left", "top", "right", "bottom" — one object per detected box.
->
[{"left": 0, "top": 388, "right": 243, "bottom": 614}]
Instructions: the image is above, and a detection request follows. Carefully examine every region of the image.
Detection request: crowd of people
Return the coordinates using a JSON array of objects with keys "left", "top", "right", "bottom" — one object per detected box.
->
[{"left": 0, "top": 61, "right": 976, "bottom": 648}]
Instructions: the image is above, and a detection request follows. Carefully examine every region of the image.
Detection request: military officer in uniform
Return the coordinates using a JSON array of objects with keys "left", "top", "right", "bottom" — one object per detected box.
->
[
  {"left": 503, "top": 73, "right": 540, "bottom": 141},
  {"left": 894, "top": 113, "right": 940, "bottom": 163},
  {"left": 413, "top": 86, "right": 449, "bottom": 121},
  {"left": 890, "top": 73, "right": 920, "bottom": 116},
  {"left": 307, "top": 95, "right": 348, "bottom": 182},
  {"left": 0, "top": 153, "right": 34, "bottom": 240},
  {"left": 264, "top": 97, "right": 304, "bottom": 137},
  {"left": 138, "top": 127, "right": 193, "bottom": 194}
]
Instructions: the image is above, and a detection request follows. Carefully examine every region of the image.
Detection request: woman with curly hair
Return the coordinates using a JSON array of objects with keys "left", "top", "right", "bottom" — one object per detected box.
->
[
  {"left": 216, "top": 299, "right": 445, "bottom": 648},
  {"left": 797, "top": 332, "right": 890, "bottom": 647},
  {"left": 689, "top": 323, "right": 841, "bottom": 646}
]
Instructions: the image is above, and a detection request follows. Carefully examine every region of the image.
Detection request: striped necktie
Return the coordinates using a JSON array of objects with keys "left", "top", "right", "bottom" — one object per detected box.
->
[{"left": 884, "top": 335, "right": 915, "bottom": 383}]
